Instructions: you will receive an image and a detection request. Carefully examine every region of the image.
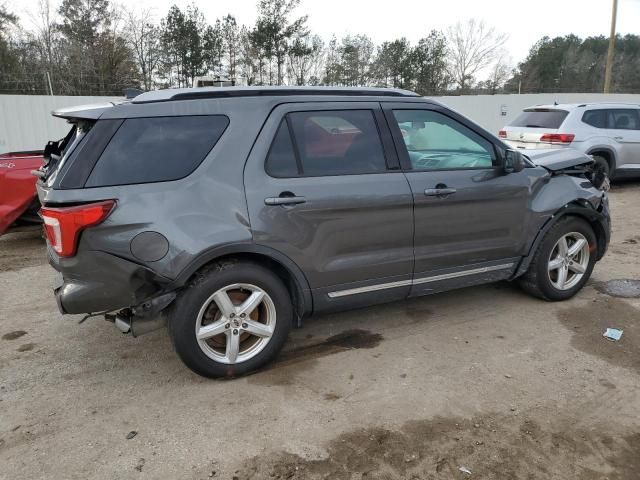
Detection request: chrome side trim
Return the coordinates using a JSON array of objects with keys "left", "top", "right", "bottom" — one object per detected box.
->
[
  {"left": 327, "top": 279, "right": 412, "bottom": 298},
  {"left": 327, "top": 263, "right": 514, "bottom": 298},
  {"left": 412, "top": 263, "right": 515, "bottom": 285}
]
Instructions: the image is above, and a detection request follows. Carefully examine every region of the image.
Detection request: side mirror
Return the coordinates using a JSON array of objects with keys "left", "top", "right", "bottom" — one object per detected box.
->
[{"left": 503, "top": 149, "right": 525, "bottom": 174}]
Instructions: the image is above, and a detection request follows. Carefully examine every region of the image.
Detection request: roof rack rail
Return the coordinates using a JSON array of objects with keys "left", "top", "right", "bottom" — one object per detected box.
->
[{"left": 133, "top": 86, "right": 420, "bottom": 103}]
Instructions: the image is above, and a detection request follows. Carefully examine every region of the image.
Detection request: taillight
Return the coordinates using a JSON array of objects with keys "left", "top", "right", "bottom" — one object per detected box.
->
[
  {"left": 540, "top": 133, "right": 575, "bottom": 144},
  {"left": 498, "top": 130, "right": 507, "bottom": 138},
  {"left": 40, "top": 200, "right": 115, "bottom": 257}
]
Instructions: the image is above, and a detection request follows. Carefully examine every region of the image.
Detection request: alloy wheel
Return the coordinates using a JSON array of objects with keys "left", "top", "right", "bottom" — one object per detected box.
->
[
  {"left": 547, "top": 232, "right": 590, "bottom": 291},
  {"left": 195, "top": 283, "right": 276, "bottom": 364}
]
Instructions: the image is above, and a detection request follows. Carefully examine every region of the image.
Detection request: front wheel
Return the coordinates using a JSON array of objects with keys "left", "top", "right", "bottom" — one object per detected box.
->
[
  {"left": 519, "top": 217, "right": 597, "bottom": 301},
  {"left": 592, "top": 155, "right": 611, "bottom": 178},
  {"left": 168, "top": 261, "right": 293, "bottom": 378}
]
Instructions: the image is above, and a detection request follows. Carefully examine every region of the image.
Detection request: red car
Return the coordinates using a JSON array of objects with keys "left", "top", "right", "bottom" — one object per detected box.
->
[
  {"left": 1, "top": 98, "right": 146, "bottom": 235},
  {"left": 0, "top": 107, "right": 85, "bottom": 235},
  {"left": 0, "top": 150, "right": 44, "bottom": 235}
]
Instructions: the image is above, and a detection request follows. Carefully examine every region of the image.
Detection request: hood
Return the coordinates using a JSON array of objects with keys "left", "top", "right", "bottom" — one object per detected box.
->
[{"left": 523, "top": 148, "right": 594, "bottom": 172}]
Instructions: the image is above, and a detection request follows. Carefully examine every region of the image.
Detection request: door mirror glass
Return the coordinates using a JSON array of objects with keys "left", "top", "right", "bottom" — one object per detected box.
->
[{"left": 504, "top": 149, "right": 525, "bottom": 173}]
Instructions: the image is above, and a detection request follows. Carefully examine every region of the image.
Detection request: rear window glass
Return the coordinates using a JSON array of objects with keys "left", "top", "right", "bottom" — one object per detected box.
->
[
  {"left": 58, "top": 119, "right": 122, "bottom": 189},
  {"left": 288, "top": 110, "right": 387, "bottom": 176},
  {"left": 508, "top": 109, "right": 569, "bottom": 129},
  {"left": 85, "top": 115, "right": 228, "bottom": 187},
  {"left": 265, "top": 110, "right": 388, "bottom": 177}
]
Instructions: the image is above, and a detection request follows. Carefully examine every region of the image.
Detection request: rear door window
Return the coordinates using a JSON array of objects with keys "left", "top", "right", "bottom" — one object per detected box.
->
[
  {"left": 286, "top": 110, "right": 388, "bottom": 177},
  {"left": 508, "top": 109, "right": 569, "bottom": 129},
  {"left": 85, "top": 115, "right": 228, "bottom": 187},
  {"left": 265, "top": 120, "right": 300, "bottom": 177},
  {"left": 608, "top": 109, "right": 640, "bottom": 130}
]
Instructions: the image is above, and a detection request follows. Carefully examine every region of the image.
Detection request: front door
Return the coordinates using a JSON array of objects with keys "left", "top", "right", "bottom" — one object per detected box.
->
[
  {"left": 244, "top": 102, "right": 414, "bottom": 311},
  {"left": 383, "top": 103, "right": 533, "bottom": 296}
]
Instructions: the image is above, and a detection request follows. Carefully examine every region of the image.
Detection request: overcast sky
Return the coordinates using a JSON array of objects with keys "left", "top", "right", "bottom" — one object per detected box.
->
[{"left": 11, "top": 0, "right": 640, "bottom": 65}]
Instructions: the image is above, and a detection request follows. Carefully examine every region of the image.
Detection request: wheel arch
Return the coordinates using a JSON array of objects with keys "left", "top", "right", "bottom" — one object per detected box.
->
[
  {"left": 170, "top": 243, "right": 313, "bottom": 322},
  {"left": 513, "top": 201, "right": 609, "bottom": 279},
  {"left": 586, "top": 146, "right": 617, "bottom": 174}
]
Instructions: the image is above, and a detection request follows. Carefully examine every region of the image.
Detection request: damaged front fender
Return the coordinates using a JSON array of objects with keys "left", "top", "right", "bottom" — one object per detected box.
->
[
  {"left": 514, "top": 192, "right": 611, "bottom": 279},
  {"left": 524, "top": 148, "right": 609, "bottom": 191}
]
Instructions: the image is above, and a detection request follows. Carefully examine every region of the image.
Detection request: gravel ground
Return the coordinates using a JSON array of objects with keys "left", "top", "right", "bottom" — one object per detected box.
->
[{"left": 1, "top": 183, "right": 639, "bottom": 480}]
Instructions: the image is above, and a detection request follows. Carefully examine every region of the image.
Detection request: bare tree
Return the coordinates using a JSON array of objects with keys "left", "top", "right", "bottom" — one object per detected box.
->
[
  {"left": 447, "top": 19, "right": 507, "bottom": 93},
  {"left": 486, "top": 53, "right": 511, "bottom": 94},
  {"left": 125, "top": 8, "right": 161, "bottom": 90},
  {"left": 29, "top": 0, "right": 57, "bottom": 66},
  {"left": 0, "top": 2, "right": 17, "bottom": 34}
]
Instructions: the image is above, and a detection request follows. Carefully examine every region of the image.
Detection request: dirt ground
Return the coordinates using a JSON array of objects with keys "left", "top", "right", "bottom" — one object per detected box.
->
[{"left": 1, "top": 183, "right": 639, "bottom": 480}]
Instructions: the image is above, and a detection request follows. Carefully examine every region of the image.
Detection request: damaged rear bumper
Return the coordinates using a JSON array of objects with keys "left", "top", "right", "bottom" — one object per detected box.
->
[{"left": 49, "top": 247, "right": 171, "bottom": 315}]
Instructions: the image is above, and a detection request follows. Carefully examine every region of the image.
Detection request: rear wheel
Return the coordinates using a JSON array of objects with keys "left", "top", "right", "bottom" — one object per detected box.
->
[
  {"left": 168, "top": 261, "right": 293, "bottom": 378},
  {"left": 519, "top": 217, "right": 597, "bottom": 301}
]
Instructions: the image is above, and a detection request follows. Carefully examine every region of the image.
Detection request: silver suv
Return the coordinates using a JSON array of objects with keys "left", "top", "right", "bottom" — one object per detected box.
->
[
  {"left": 500, "top": 103, "right": 640, "bottom": 178},
  {"left": 37, "top": 87, "right": 610, "bottom": 378}
]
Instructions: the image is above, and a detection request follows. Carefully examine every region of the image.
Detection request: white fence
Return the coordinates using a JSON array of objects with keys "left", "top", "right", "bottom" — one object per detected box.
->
[
  {"left": 1, "top": 92, "right": 639, "bottom": 152},
  {"left": 0, "top": 95, "right": 120, "bottom": 152}
]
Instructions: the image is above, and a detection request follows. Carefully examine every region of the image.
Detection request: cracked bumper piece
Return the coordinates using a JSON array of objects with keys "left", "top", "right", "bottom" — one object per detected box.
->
[{"left": 49, "top": 248, "right": 170, "bottom": 314}]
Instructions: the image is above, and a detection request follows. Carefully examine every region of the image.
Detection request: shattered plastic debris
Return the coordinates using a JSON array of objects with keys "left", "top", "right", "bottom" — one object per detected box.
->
[
  {"left": 459, "top": 466, "right": 472, "bottom": 475},
  {"left": 603, "top": 328, "right": 623, "bottom": 341}
]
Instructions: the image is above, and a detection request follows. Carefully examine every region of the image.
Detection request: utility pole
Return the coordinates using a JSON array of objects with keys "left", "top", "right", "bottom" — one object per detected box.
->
[
  {"left": 46, "top": 72, "right": 54, "bottom": 96},
  {"left": 603, "top": 0, "right": 618, "bottom": 93}
]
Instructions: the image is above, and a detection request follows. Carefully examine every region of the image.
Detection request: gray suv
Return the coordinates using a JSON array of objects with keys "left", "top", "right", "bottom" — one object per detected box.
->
[{"left": 37, "top": 87, "right": 610, "bottom": 378}]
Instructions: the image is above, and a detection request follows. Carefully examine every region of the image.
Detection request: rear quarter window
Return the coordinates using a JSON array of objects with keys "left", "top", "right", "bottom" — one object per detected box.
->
[
  {"left": 508, "top": 109, "right": 569, "bottom": 129},
  {"left": 85, "top": 115, "right": 228, "bottom": 187},
  {"left": 582, "top": 110, "right": 607, "bottom": 128}
]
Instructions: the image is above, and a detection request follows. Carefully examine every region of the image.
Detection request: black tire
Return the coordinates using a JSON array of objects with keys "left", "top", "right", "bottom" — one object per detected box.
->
[
  {"left": 592, "top": 155, "right": 611, "bottom": 178},
  {"left": 168, "top": 260, "right": 293, "bottom": 378},
  {"left": 518, "top": 217, "right": 597, "bottom": 301}
]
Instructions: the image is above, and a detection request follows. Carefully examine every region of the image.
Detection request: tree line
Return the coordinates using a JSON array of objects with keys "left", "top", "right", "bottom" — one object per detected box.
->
[{"left": 0, "top": 0, "right": 638, "bottom": 96}]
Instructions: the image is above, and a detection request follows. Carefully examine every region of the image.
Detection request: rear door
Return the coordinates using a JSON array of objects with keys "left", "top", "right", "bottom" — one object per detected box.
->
[
  {"left": 244, "top": 102, "right": 414, "bottom": 311},
  {"left": 383, "top": 102, "right": 532, "bottom": 296},
  {"left": 605, "top": 108, "right": 640, "bottom": 169}
]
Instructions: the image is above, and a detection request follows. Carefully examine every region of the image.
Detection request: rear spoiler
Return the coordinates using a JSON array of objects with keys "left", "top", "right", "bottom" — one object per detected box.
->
[{"left": 51, "top": 100, "right": 128, "bottom": 121}]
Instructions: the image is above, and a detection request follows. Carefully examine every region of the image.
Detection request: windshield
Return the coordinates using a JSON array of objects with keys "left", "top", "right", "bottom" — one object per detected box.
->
[{"left": 508, "top": 109, "right": 569, "bottom": 129}]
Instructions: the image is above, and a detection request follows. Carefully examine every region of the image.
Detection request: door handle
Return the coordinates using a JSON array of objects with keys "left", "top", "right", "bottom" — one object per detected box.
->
[
  {"left": 614, "top": 136, "right": 623, "bottom": 140},
  {"left": 264, "top": 195, "right": 306, "bottom": 206},
  {"left": 424, "top": 187, "right": 457, "bottom": 197}
]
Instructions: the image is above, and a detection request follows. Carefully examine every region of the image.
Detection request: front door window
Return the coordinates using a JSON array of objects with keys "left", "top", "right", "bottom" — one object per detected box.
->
[{"left": 393, "top": 110, "right": 496, "bottom": 171}]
